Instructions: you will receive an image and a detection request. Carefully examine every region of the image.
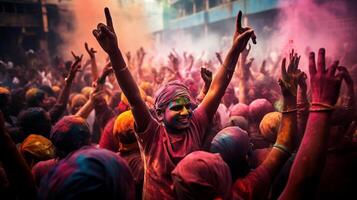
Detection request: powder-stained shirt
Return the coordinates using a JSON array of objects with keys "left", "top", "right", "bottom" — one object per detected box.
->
[
  {"left": 231, "top": 164, "right": 271, "bottom": 200},
  {"left": 137, "top": 107, "right": 209, "bottom": 200},
  {"left": 32, "top": 158, "right": 58, "bottom": 186}
]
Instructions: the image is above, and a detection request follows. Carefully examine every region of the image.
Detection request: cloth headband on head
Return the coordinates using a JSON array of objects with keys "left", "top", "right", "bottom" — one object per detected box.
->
[{"left": 154, "top": 81, "right": 192, "bottom": 111}]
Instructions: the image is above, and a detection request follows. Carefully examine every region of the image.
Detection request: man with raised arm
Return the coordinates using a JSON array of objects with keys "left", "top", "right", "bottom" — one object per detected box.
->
[
  {"left": 92, "top": 8, "right": 255, "bottom": 199},
  {"left": 279, "top": 48, "right": 347, "bottom": 199}
]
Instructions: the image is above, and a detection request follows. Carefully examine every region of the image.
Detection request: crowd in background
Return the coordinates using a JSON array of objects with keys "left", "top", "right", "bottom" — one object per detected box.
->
[{"left": 0, "top": 8, "right": 356, "bottom": 200}]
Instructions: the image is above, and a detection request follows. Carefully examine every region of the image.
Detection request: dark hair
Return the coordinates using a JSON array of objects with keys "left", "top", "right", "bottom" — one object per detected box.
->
[
  {"left": 50, "top": 116, "right": 91, "bottom": 159},
  {"left": 18, "top": 107, "right": 51, "bottom": 139},
  {"left": 25, "top": 88, "right": 46, "bottom": 107}
]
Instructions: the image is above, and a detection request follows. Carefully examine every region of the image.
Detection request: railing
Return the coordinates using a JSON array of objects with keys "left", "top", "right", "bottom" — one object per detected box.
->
[{"left": 169, "top": 0, "right": 280, "bottom": 30}]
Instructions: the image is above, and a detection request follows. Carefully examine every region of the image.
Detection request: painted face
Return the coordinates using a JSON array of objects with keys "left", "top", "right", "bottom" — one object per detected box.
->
[{"left": 163, "top": 96, "right": 192, "bottom": 130}]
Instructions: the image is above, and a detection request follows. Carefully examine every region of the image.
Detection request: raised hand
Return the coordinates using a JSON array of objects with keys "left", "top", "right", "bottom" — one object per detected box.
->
[
  {"left": 85, "top": 42, "right": 97, "bottom": 56},
  {"left": 136, "top": 47, "right": 146, "bottom": 60},
  {"left": 309, "top": 48, "right": 343, "bottom": 106},
  {"left": 66, "top": 51, "right": 83, "bottom": 83},
  {"left": 232, "top": 11, "right": 256, "bottom": 53},
  {"left": 125, "top": 51, "right": 131, "bottom": 62},
  {"left": 260, "top": 60, "right": 268, "bottom": 75},
  {"left": 92, "top": 8, "right": 118, "bottom": 55},
  {"left": 338, "top": 66, "right": 353, "bottom": 87},
  {"left": 298, "top": 70, "right": 307, "bottom": 92},
  {"left": 279, "top": 50, "right": 303, "bottom": 97},
  {"left": 201, "top": 67, "right": 212, "bottom": 86},
  {"left": 85, "top": 42, "right": 97, "bottom": 58},
  {"left": 168, "top": 52, "right": 179, "bottom": 71},
  {"left": 215, "top": 52, "right": 223, "bottom": 65}
]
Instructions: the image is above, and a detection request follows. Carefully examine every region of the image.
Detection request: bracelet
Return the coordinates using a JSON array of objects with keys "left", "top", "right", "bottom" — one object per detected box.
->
[
  {"left": 273, "top": 143, "right": 292, "bottom": 156},
  {"left": 311, "top": 102, "right": 334, "bottom": 109},
  {"left": 310, "top": 102, "right": 334, "bottom": 112},
  {"left": 281, "top": 108, "right": 298, "bottom": 114}
]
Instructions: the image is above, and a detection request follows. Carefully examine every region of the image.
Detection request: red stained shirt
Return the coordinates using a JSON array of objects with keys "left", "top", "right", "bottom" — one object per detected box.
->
[{"left": 137, "top": 108, "right": 208, "bottom": 200}]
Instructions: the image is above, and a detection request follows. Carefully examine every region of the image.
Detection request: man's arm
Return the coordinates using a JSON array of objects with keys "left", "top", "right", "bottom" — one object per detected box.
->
[
  {"left": 199, "top": 11, "right": 255, "bottom": 121},
  {"left": 85, "top": 42, "right": 99, "bottom": 81},
  {"left": 92, "top": 8, "right": 151, "bottom": 132},
  {"left": 279, "top": 49, "right": 344, "bottom": 200},
  {"left": 196, "top": 67, "right": 212, "bottom": 102},
  {"left": 76, "top": 66, "right": 113, "bottom": 119},
  {"left": 49, "top": 52, "right": 82, "bottom": 123},
  {"left": 233, "top": 52, "right": 302, "bottom": 200}
]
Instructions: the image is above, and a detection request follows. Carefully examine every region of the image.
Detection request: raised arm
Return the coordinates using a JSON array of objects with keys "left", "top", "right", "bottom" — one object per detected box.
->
[
  {"left": 237, "top": 44, "right": 252, "bottom": 104},
  {"left": 0, "top": 111, "right": 36, "bottom": 199},
  {"left": 85, "top": 42, "right": 99, "bottom": 81},
  {"left": 279, "top": 48, "right": 344, "bottom": 200},
  {"left": 92, "top": 8, "right": 151, "bottom": 132},
  {"left": 232, "top": 51, "right": 302, "bottom": 200},
  {"left": 75, "top": 66, "right": 113, "bottom": 119},
  {"left": 59, "top": 52, "right": 82, "bottom": 104},
  {"left": 196, "top": 67, "right": 212, "bottom": 102},
  {"left": 49, "top": 52, "right": 82, "bottom": 123},
  {"left": 199, "top": 11, "right": 255, "bottom": 120}
]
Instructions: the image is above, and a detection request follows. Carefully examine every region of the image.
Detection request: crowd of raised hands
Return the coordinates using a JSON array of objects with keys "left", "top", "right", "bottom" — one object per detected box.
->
[{"left": 0, "top": 7, "right": 355, "bottom": 200}]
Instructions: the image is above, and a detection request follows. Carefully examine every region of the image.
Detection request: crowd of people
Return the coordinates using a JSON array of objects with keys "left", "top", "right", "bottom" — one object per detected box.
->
[{"left": 0, "top": 7, "right": 356, "bottom": 200}]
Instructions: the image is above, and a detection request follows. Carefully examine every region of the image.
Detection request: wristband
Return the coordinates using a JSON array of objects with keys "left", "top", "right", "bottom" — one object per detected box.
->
[
  {"left": 273, "top": 143, "right": 292, "bottom": 157},
  {"left": 281, "top": 108, "right": 298, "bottom": 114},
  {"left": 310, "top": 102, "right": 334, "bottom": 112}
]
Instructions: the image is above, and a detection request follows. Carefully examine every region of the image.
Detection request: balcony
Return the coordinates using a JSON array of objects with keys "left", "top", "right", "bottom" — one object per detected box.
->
[
  {"left": 0, "top": 12, "right": 41, "bottom": 27},
  {"left": 169, "top": 11, "right": 205, "bottom": 29},
  {"left": 168, "top": 0, "right": 281, "bottom": 30}
]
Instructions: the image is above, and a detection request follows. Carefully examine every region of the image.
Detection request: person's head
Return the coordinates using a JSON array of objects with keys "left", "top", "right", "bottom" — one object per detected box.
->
[
  {"left": 172, "top": 151, "right": 232, "bottom": 200},
  {"left": 19, "top": 134, "right": 55, "bottom": 168},
  {"left": 50, "top": 115, "right": 91, "bottom": 159},
  {"left": 223, "top": 116, "right": 248, "bottom": 131},
  {"left": 259, "top": 112, "right": 282, "bottom": 145},
  {"left": 69, "top": 93, "right": 87, "bottom": 115},
  {"left": 81, "top": 86, "right": 94, "bottom": 99},
  {"left": 51, "top": 85, "right": 61, "bottom": 97},
  {"left": 155, "top": 81, "right": 194, "bottom": 132},
  {"left": 38, "top": 146, "right": 135, "bottom": 200},
  {"left": 210, "top": 126, "right": 252, "bottom": 180},
  {"left": 25, "top": 87, "right": 47, "bottom": 108},
  {"left": 18, "top": 107, "right": 52, "bottom": 139},
  {"left": 113, "top": 110, "right": 138, "bottom": 152},
  {"left": 248, "top": 98, "right": 274, "bottom": 124},
  {"left": 39, "top": 85, "right": 55, "bottom": 97},
  {"left": 229, "top": 103, "right": 249, "bottom": 119},
  {"left": 140, "top": 81, "right": 154, "bottom": 97}
]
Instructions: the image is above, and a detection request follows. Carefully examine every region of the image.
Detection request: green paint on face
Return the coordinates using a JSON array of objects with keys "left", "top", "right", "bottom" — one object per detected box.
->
[
  {"left": 164, "top": 96, "right": 192, "bottom": 131},
  {"left": 168, "top": 96, "right": 190, "bottom": 109}
]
